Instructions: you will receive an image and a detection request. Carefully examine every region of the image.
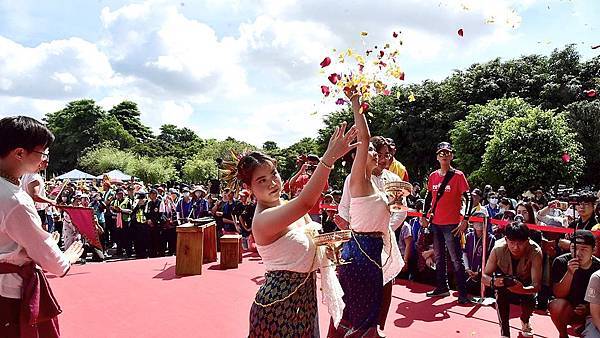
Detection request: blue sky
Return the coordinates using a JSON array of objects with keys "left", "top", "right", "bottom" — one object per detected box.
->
[{"left": 1, "top": 0, "right": 598, "bottom": 147}]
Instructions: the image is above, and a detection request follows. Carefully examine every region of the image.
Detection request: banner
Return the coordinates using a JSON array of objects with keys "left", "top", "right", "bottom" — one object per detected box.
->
[{"left": 61, "top": 206, "right": 102, "bottom": 249}]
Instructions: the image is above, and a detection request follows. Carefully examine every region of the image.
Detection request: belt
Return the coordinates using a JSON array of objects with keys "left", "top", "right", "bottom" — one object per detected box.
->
[{"left": 352, "top": 231, "right": 384, "bottom": 238}]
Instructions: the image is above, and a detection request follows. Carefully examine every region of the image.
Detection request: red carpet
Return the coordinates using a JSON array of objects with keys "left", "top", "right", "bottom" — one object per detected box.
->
[{"left": 48, "top": 253, "right": 569, "bottom": 337}]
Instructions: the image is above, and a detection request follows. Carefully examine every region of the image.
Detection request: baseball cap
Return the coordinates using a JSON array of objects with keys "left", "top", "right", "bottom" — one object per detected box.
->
[
  {"left": 571, "top": 230, "right": 596, "bottom": 247},
  {"left": 436, "top": 142, "right": 453, "bottom": 153}
]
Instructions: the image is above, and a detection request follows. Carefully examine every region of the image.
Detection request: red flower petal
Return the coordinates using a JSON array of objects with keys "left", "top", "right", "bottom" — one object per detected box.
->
[
  {"left": 393, "top": 32, "right": 399, "bottom": 38},
  {"left": 379, "top": 50, "right": 385, "bottom": 58},
  {"left": 562, "top": 152, "right": 571, "bottom": 163},
  {"left": 361, "top": 102, "right": 369, "bottom": 113},
  {"left": 458, "top": 28, "right": 464, "bottom": 37},
  {"left": 585, "top": 89, "right": 597, "bottom": 97},
  {"left": 328, "top": 73, "right": 339, "bottom": 84},
  {"left": 321, "top": 85, "right": 330, "bottom": 97},
  {"left": 399, "top": 72, "right": 405, "bottom": 81},
  {"left": 320, "top": 57, "right": 331, "bottom": 68},
  {"left": 359, "top": 64, "right": 364, "bottom": 72}
]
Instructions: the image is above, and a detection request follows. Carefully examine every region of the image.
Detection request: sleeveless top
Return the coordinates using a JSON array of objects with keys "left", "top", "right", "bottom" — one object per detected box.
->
[
  {"left": 493, "top": 238, "right": 542, "bottom": 285},
  {"left": 349, "top": 185, "right": 404, "bottom": 285},
  {"left": 256, "top": 218, "right": 345, "bottom": 326}
]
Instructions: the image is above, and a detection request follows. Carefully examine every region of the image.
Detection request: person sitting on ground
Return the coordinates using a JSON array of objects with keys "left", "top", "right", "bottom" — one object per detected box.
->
[
  {"left": 549, "top": 230, "right": 600, "bottom": 338},
  {"left": 463, "top": 211, "right": 496, "bottom": 295},
  {"left": 482, "top": 221, "right": 542, "bottom": 338},
  {"left": 583, "top": 268, "right": 600, "bottom": 338}
]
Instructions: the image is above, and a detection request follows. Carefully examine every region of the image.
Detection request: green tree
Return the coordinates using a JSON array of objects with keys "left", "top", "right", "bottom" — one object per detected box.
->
[
  {"left": 475, "top": 108, "right": 584, "bottom": 194},
  {"left": 182, "top": 138, "right": 256, "bottom": 184},
  {"left": 96, "top": 115, "right": 137, "bottom": 149},
  {"left": 450, "top": 98, "right": 531, "bottom": 175},
  {"left": 564, "top": 100, "right": 600, "bottom": 186},
  {"left": 45, "top": 99, "right": 110, "bottom": 174},
  {"left": 182, "top": 158, "right": 218, "bottom": 183},
  {"left": 262, "top": 141, "right": 279, "bottom": 152},
  {"left": 129, "top": 156, "right": 177, "bottom": 184},
  {"left": 108, "top": 101, "right": 153, "bottom": 142},
  {"left": 78, "top": 145, "right": 138, "bottom": 174}
]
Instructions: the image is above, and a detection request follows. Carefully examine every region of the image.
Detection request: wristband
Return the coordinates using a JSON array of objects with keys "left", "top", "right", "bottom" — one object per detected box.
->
[{"left": 319, "top": 160, "right": 334, "bottom": 170}]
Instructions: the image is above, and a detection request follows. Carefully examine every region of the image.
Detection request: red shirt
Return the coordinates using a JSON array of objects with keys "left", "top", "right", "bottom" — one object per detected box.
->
[
  {"left": 290, "top": 174, "right": 329, "bottom": 215},
  {"left": 427, "top": 169, "right": 470, "bottom": 225}
]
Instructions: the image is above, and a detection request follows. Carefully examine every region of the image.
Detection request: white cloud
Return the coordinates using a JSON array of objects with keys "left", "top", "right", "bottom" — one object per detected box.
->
[
  {"left": 0, "top": 36, "right": 114, "bottom": 99},
  {"left": 99, "top": 2, "right": 251, "bottom": 100}
]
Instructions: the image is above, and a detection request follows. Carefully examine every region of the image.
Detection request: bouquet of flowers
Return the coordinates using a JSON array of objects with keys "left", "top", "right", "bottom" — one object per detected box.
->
[{"left": 319, "top": 31, "right": 406, "bottom": 113}]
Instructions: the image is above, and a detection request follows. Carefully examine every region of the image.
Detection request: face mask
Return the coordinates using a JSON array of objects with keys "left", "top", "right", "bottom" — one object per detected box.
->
[
  {"left": 195, "top": 192, "right": 201, "bottom": 198},
  {"left": 183, "top": 192, "right": 190, "bottom": 198},
  {"left": 489, "top": 198, "right": 498, "bottom": 205},
  {"left": 61, "top": 196, "right": 68, "bottom": 202}
]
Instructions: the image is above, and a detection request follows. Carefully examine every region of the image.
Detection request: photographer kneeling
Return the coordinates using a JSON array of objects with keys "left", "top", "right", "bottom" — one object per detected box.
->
[
  {"left": 482, "top": 221, "right": 542, "bottom": 338},
  {"left": 549, "top": 230, "right": 600, "bottom": 338}
]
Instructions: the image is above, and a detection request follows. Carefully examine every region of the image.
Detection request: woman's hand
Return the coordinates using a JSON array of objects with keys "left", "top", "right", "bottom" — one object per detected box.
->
[{"left": 322, "top": 122, "right": 359, "bottom": 165}]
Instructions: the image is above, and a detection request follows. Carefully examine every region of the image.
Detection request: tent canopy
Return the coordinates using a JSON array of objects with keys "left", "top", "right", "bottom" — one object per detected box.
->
[
  {"left": 56, "top": 169, "right": 96, "bottom": 180},
  {"left": 97, "top": 169, "right": 133, "bottom": 182}
]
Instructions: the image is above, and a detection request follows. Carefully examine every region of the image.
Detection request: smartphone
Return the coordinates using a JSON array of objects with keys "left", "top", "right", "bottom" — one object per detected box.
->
[{"left": 558, "top": 201, "right": 569, "bottom": 211}]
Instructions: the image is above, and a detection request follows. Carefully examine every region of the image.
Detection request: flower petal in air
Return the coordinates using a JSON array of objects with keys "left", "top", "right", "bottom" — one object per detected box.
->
[
  {"left": 458, "top": 28, "right": 464, "bottom": 37},
  {"left": 361, "top": 31, "right": 368, "bottom": 36},
  {"left": 321, "top": 85, "right": 330, "bottom": 97},
  {"left": 393, "top": 32, "right": 399, "bottom": 38},
  {"left": 328, "top": 73, "right": 339, "bottom": 84},
  {"left": 335, "top": 98, "right": 347, "bottom": 105},
  {"left": 320, "top": 57, "right": 332, "bottom": 68}
]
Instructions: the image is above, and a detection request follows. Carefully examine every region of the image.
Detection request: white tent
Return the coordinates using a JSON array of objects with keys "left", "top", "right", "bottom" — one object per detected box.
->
[
  {"left": 97, "top": 169, "right": 133, "bottom": 182},
  {"left": 56, "top": 169, "right": 96, "bottom": 180}
]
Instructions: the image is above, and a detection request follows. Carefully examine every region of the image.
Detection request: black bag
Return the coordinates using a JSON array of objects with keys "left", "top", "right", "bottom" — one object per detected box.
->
[{"left": 427, "top": 169, "right": 456, "bottom": 223}]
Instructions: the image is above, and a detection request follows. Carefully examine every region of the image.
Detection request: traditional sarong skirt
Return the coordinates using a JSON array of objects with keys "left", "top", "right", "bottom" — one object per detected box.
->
[
  {"left": 249, "top": 270, "right": 318, "bottom": 337},
  {"left": 335, "top": 233, "right": 383, "bottom": 336}
]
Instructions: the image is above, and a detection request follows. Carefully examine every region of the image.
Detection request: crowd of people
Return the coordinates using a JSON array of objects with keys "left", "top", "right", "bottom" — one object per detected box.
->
[{"left": 2, "top": 114, "right": 600, "bottom": 338}]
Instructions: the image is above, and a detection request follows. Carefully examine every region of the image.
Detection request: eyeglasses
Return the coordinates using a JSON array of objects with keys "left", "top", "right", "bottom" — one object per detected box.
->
[
  {"left": 31, "top": 150, "right": 50, "bottom": 160},
  {"left": 576, "top": 202, "right": 594, "bottom": 208},
  {"left": 437, "top": 151, "right": 452, "bottom": 157},
  {"left": 377, "top": 153, "right": 392, "bottom": 160}
]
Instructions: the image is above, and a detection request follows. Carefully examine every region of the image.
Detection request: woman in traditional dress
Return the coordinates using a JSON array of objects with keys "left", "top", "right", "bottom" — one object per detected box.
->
[
  {"left": 243, "top": 123, "right": 358, "bottom": 337},
  {"left": 329, "top": 92, "right": 404, "bottom": 337}
]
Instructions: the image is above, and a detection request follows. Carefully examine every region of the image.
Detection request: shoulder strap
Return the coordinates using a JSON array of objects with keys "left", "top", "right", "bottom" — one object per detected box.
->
[{"left": 428, "top": 169, "right": 456, "bottom": 220}]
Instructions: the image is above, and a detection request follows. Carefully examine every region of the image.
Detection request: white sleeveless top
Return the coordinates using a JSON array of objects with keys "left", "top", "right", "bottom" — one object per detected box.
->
[
  {"left": 256, "top": 218, "right": 345, "bottom": 327},
  {"left": 349, "top": 186, "right": 404, "bottom": 285}
]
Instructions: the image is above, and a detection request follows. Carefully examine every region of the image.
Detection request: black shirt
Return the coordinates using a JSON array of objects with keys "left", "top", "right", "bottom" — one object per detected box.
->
[
  {"left": 551, "top": 253, "right": 600, "bottom": 305},
  {"left": 568, "top": 216, "right": 599, "bottom": 231}
]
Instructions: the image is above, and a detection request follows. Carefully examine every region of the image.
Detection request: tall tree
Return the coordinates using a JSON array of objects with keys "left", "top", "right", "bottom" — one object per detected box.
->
[
  {"left": 474, "top": 108, "right": 584, "bottom": 194},
  {"left": 45, "top": 99, "right": 114, "bottom": 174},
  {"left": 108, "top": 101, "right": 153, "bottom": 142},
  {"left": 564, "top": 100, "right": 600, "bottom": 186}
]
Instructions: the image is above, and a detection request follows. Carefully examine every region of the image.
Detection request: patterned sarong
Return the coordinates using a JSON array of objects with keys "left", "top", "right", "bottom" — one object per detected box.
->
[
  {"left": 249, "top": 270, "right": 318, "bottom": 337},
  {"left": 333, "top": 234, "right": 383, "bottom": 337}
]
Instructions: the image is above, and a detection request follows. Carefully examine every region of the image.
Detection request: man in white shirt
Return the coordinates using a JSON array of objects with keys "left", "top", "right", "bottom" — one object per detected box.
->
[{"left": 0, "top": 116, "right": 83, "bottom": 338}]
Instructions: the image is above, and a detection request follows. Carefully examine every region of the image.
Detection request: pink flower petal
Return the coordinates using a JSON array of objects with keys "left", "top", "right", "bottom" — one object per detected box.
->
[
  {"left": 320, "top": 57, "right": 331, "bottom": 68},
  {"left": 321, "top": 85, "right": 330, "bottom": 97}
]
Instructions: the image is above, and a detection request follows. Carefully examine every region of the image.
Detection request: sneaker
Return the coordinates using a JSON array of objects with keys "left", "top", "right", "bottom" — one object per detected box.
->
[
  {"left": 426, "top": 288, "right": 450, "bottom": 297},
  {"left": 520, "top": 320, "right": 533, "bottom": 337},
  {"left": 457, "top": 296, "right": 472, "bottom": 305}
]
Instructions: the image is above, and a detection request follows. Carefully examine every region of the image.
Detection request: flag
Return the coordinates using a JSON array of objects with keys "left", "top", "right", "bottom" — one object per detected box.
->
[{"left": 61, "top": 206, "right": 102, "bottom": 249}]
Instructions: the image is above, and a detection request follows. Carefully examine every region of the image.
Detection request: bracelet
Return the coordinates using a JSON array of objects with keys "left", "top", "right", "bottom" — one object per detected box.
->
[{"left": 319, "top": 160, "right": 334, "bottom": 170}]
